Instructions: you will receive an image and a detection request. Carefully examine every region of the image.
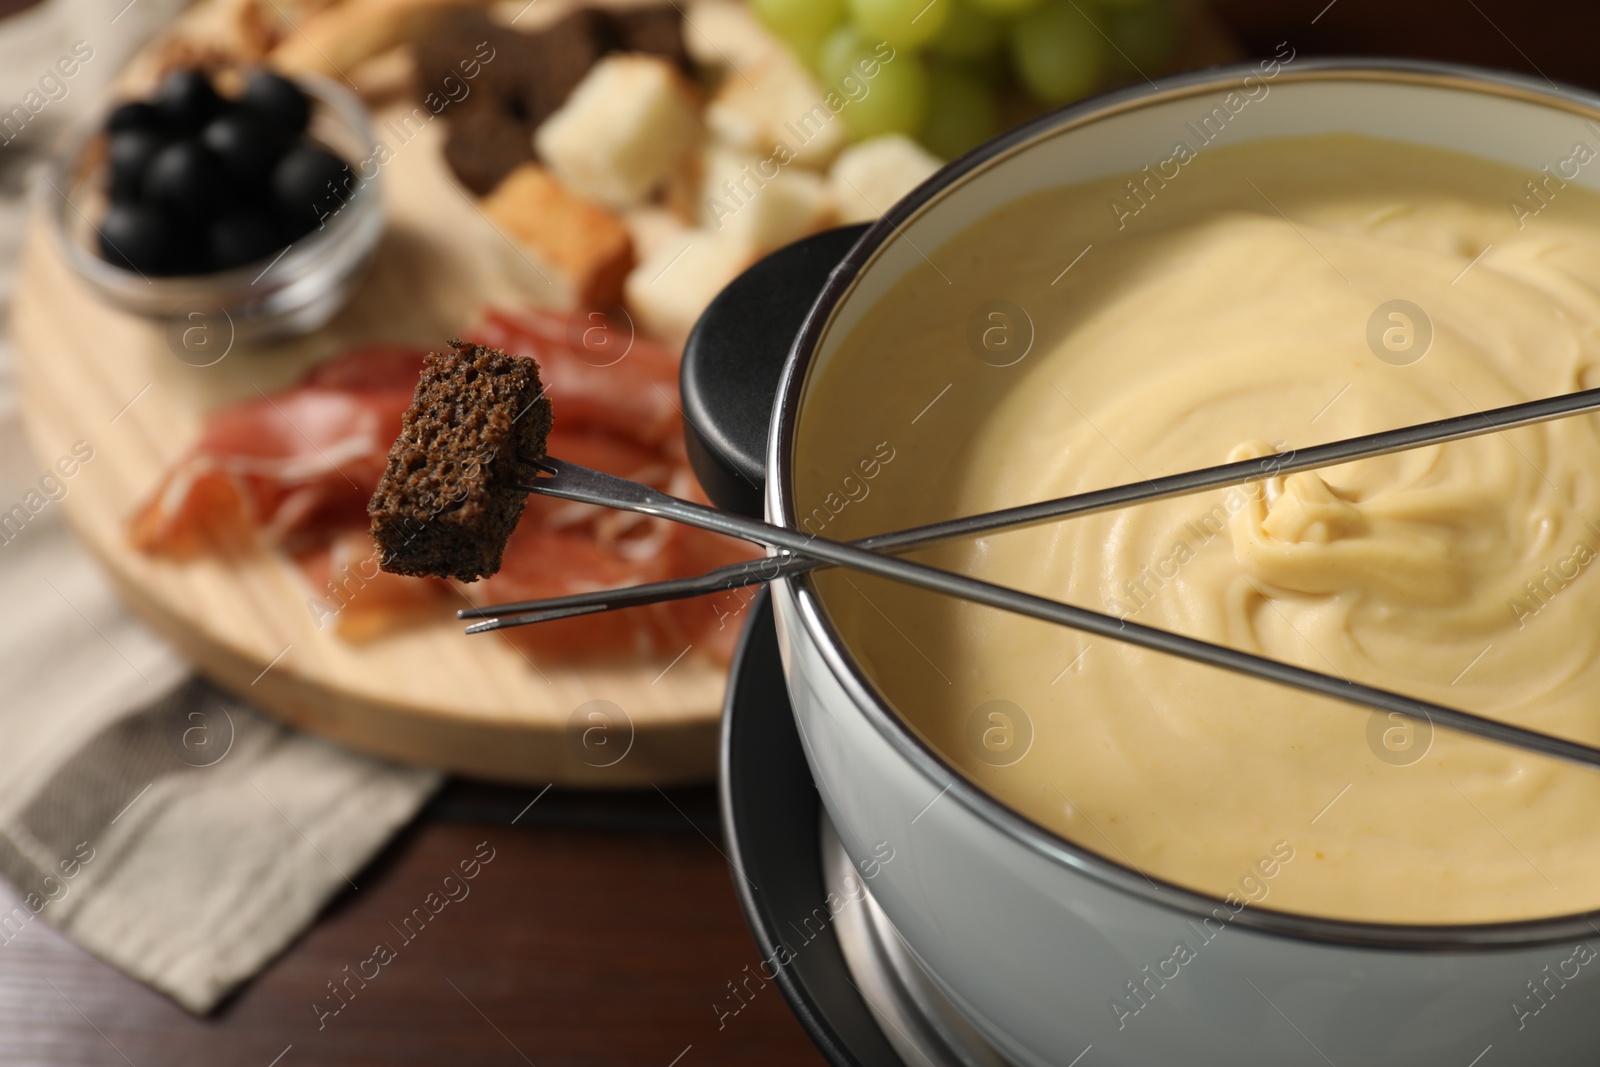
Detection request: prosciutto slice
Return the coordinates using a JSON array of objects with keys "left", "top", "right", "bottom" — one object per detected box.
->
[{"left": 130, "top": 345, "right": 425, "bottom": 556}]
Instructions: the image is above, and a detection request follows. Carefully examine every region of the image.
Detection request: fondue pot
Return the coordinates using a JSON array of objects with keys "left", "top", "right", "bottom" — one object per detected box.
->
[{"left": 683, "top": 59, "right": 1600, "bottom": 1067}]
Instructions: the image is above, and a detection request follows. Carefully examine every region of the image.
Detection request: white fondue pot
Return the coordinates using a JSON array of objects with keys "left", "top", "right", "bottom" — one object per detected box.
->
[{"left": 760, "top": 59, "right": 1600, "bottom": 1067}]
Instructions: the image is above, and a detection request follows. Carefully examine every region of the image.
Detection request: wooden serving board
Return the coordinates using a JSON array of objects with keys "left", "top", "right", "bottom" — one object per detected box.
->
[{"left": 11, "top": 107, "right": 727, "bottom": 786}]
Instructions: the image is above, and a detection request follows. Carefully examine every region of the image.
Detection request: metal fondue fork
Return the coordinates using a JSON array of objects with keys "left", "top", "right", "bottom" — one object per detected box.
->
[
  {"left": 464, "top": 385, "right": 1600, "bottom": 624},
  {"left": 482, "top": 400, "right": 1600, "bottom": 769}
]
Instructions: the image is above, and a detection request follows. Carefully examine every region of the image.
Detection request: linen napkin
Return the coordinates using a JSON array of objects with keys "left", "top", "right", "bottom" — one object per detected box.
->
[{"left": 0, "top": 0, "right": 440, "bottom": 1013}]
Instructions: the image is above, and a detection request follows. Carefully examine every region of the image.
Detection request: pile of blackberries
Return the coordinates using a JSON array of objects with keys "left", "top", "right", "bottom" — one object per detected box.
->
[{"left": 99, "top": 68, "right": 355, "bottom": 276}]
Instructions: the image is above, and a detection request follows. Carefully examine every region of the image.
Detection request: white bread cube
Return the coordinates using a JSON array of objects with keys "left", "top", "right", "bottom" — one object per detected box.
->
[
  {"left": 535, "top": 54, "right": 703, "bottom": 209},
  {"left": 624, "top": 229, "right": 752, "bottom": 344},
  {"left": 699, "top": 144, "right": 835, "bottom": 257},
  {"left": 707, "top": 49, "right": 845, "bottom": 171},
  {"left": 828, "top": 134, "right": 942, "bottom": 224},
  {"left": 481, "top": 163, "right": 635, "bottom": 307},
  {"left": 623, "top": 205, "right": 693, "bottom": 264},
  {"left": 683, "top": 0, "right": 782, "bottom": 72}
]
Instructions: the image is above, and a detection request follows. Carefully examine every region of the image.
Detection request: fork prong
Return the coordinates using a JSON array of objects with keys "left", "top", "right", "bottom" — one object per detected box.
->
[
  {"left": 457, "top": 557, "right": 785, "bottom": 620},
  {"left": 465, "top": 603, "right": 607, "bottom": 633}
]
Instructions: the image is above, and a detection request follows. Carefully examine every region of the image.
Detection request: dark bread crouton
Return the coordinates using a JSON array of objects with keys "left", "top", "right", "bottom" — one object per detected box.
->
[
  {"left": 610, "top": 5, "right": 689, "bottom": 71},
  {"left": 412, "top": 10, "right": 520, "bottom": 110},
  {"left": 369, "top": 340, "right": 553, "bottom": 581},
  {"left": 441, "top": 104, "right": 537, "bottom": 196},
  {"left": 523, "top": 9, "right": 618, "bottom": 123}
]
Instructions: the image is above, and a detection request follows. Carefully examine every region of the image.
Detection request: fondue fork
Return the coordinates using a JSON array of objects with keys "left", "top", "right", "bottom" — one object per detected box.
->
[
  {"left": 478, "top": 455, "right": 1600, "bottom": 772},
  {"left": 463, "top": 384, "right": 1600, "bottom": 625}
]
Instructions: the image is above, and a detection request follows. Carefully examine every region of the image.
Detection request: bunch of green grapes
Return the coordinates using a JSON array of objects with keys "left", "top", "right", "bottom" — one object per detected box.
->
[{"left": 751, "top": 0, "right": 1179, "bottom": 159}]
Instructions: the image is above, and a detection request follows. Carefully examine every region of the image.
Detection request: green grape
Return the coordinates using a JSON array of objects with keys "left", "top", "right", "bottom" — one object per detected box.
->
[
  {"left": 919, "top": 62, "right": 999, "bottom": 158},
  {"left": 847, "top": 0, "right": 951, "bottom": 50},
  {"left": 818, "top": 24, "right": 926, "bottom": 137},
  {"left": 959, "top": 41, "right": 1013, "bottom": 85},
  {"left": 1106, "top": 0, "right": 1179, "bottom": 70},
  {"left": 1009, "top": 0, "right": 1106, "bottom": 104},
  {"left": 929, "top": 0, "right": 1005, "bottom": 60},
  {"left": 1087, "top": 3, "right": 1139, "bottom": 85},
  {"left": 786, "top": 22, "right": 834, "bottom": 73},
  {"left": 752, "top": 0, "right": 845, "bottom": 43},
  {"left": 967, "top": 0, "right": 1044, "bottom": 14},
  {"left": 819, "top": 24, "right": 870, "bottom": 82},
  {"left": 842, "top": 52, "right": 929, "bottom": 138},
  {"left": 819, "top": 23, "right": 873, "bottom": 86}
]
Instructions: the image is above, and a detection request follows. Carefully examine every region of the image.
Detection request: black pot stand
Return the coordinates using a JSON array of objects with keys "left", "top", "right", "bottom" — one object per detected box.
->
[{"left": 688, "top": 228, "right": 1018, "bottom": 1067}]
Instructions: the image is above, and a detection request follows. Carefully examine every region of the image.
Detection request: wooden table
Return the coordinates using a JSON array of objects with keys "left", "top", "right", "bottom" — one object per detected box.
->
[
  {"left": 5, "top": 2, "right": 1598, "bottom": 1063},
  {"left": 0, "top": 784, "right": 822, "bottom": 1066}
]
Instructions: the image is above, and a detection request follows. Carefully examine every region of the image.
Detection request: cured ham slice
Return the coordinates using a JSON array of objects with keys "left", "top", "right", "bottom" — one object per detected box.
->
[
  {"left": 130, "top": 346, "right": 426, "bottom": 557},
  {"left": 297, "top": 530, "right": 453, "bottom": 642},
  {"left": 471, "top": 307, "right": 683, "bottom": 450},
  {"left": 130, "top": 311, "right": 760, "bottom": 664}
]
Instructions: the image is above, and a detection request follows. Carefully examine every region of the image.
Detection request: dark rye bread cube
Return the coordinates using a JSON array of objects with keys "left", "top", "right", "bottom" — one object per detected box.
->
[
  {"left": 369, "top": 340, "right": 553, "bottom": 581},
  {"left": 523, "top": 9, "right": 618, "bottom": 123},
  {"left": 610, "top": 5, "right": 690, "bottom": 72},
  {"left": 442, "top": 105, "right": 537, "bottom": 196}
]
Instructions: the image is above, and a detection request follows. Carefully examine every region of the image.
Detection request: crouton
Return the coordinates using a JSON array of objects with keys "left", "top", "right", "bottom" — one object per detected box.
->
[
  {"left": 623, "top": 229, "right": 751, "bottom": 344},
  {"left": 706, "top": 48, "right": 844, "bottom": 171},
  {"left": 482, "top": 162, "right": 635, "bottom": 307},
  {"left": 699, "top": 143, "right": 835, "bottom": 257},
  {"left": 535, "top": 54, "right": 703, "bottom": 209},
  {"left": 369, "top": 340, "right": 551, "bottom": 581},
  {"left": 682, "top": 0, "right": 781, "bottom": 73},
  {"left": 828, "top": 133, "right": 942, "bottom": 224}
]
